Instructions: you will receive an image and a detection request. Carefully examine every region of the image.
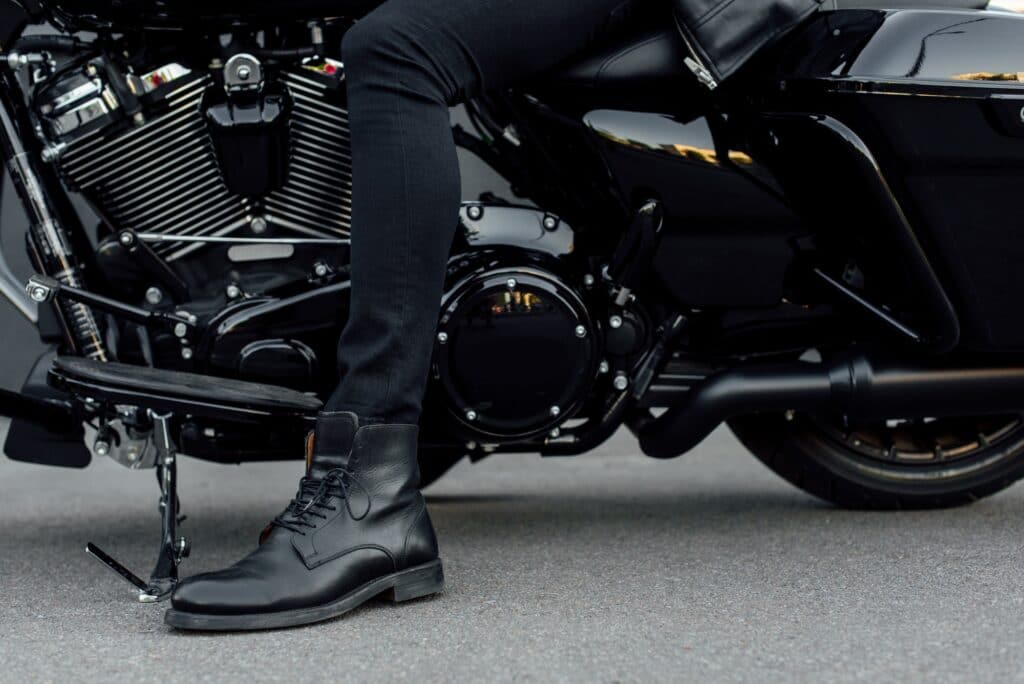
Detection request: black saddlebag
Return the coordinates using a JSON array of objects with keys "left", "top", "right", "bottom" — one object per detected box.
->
[{"left": 775, "top": 8, "right": 1024, "bottom": 350}]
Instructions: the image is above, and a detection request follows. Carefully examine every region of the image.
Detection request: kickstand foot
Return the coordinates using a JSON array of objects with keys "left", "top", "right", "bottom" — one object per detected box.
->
[{"left": 85, "top": 411, "right": 189, "bottom": 603}]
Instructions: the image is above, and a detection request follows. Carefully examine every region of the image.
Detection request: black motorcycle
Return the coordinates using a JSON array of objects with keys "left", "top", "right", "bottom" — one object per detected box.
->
[{"left": 2, "top": 0, "right": 1024, "bottom": 599}]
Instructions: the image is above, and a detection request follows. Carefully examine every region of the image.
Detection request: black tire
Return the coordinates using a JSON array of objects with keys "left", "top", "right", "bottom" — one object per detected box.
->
[
  {"left": 729, "top": 412, "right": 1024, "bottom": 510},
  {"left": 417, "top": 448, "right": 464, "bottom": 489}
]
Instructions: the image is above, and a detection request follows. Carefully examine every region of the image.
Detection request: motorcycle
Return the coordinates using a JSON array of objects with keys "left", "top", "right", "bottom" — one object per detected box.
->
[{"left": 2, "top": 0, "right": 1024, "bottom": 599}]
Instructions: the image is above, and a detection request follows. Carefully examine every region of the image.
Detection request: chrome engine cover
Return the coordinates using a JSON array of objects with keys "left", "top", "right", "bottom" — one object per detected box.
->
[{"left": 50, "top": 62, "right": 352, "bottom": 263}]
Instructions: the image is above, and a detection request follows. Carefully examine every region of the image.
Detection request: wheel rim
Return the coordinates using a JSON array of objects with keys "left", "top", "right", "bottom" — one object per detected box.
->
[{"left": 812, "top": 414, "right": 1024, "bottom": 465}]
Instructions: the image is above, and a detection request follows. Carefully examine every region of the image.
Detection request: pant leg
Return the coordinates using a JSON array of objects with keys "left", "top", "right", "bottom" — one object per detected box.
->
[{"left": 326, "top": 0, "right": 640, "bottom": 423}]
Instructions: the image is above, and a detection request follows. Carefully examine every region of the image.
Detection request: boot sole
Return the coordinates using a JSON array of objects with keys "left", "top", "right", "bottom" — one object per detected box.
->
[{"left": 163, "top": 559, "right": 444, "bottom": 631}]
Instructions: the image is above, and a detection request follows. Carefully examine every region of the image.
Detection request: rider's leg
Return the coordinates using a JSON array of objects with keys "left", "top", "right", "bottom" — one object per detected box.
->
[
  {"left": 326, "top": 0, "right": 641, "bottom": 424},
  {"left": 166, "top": 0, "right": 639, "bottom": 630}
]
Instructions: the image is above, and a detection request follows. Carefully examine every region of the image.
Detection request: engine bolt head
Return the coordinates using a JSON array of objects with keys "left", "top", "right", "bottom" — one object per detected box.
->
[
  {"left": 28, "top": 286, "right": 48, "bottom": 303},
  {"left": 575, "top": 325, "right": 587, "bottom": 339},
  {"left": 225, "top": 284, "right": 241, "bottom": 299},
  {"left": 467, "top": 205, "right": 483, "bottom": 221},
  {"left": 609, "top": 315, "right": 624, "bottom": 329},
  {"left": 549, "top": 427, "right": 561, "bottom": 439},
  {"left": 250, "top": 217, "right": 268, "bottom": 234},
  {"left": 613, "top": 373, "right": 629, "bottom": 391},
  {"left": 119, "top": 232, "right": 134, "bottom": 246},
  {"left": 464, "top": 409, "right": 478, "bottom": 422},
  {"left": 145, "top": 287, "right": 163, "bottom": 306},
  {"left": 437, "top": 331, "right": 449, "bottom": 345},
  {"left": 599, "top": 360, "right": 610, "bottom": 375},
  {"left": 173, "top": 322, "right": 188, "bottom": 338},
  {"left": 181, "top": 347, "right": 193, "bottom": 360},
  {"left": 93, "top": 440, "right": 110, "bottom": 457},
  {"left": 236, "top": 65, "right": 252, "bottom": 81},
  {"left": 549, "top": 405, "right": 561, "bottom": 418},
  {"left": 313, "top": 262, "right": 330, "bottom": 278},
  {"left": 583, "top": 274, "right": 595, "bottom": 288},
  {"left": 506, "top": 278, "right": 518, "bottom": 290},
  {"left": 543, "top": 215, "right": 559, "bottom": 231}
]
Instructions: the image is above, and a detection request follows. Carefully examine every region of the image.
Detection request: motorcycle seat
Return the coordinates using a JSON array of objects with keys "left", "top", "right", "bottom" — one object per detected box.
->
[{"left": 48, "top": 357, "right": 322, "bottom": 421}]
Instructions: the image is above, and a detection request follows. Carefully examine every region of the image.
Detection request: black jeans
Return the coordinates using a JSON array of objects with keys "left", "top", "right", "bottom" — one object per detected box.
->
[{"left": 326, "top": 0, "right": 639, "bottom": 423}]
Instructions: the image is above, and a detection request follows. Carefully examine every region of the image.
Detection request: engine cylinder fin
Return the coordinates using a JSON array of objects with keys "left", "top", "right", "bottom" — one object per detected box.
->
[{"left": 56, "top": 69, "right": 352, "bottom": 259}]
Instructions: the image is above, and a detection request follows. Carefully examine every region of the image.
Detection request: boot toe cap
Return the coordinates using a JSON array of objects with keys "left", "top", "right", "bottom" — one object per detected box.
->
[{"left": 171, "top": 569, "right": 264, "bottom": 614}]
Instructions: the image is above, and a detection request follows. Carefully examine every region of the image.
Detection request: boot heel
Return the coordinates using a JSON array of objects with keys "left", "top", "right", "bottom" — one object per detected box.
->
[{"left": 384, "top": 560, "right": 445, "bottom": 602}]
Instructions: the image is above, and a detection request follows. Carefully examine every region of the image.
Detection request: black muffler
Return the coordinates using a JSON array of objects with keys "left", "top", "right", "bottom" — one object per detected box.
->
[{"left": 638, "top": 354, "right": 1024, "bottom": 459}]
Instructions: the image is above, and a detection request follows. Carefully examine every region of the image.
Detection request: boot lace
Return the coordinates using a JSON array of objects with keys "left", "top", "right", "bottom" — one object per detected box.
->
[{"left": 271, "top": 468, "right": 371, "bottom": 535}]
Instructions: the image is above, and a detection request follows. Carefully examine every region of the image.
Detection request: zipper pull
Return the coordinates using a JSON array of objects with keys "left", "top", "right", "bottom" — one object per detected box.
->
[{"left": 684, "top": 57, "right": 719, "bottom": 91}]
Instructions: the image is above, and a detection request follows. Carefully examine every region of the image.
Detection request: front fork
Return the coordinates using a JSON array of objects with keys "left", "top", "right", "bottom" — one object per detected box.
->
[{"left": 0, "top": 65, "right": 106, "bottom": 360}]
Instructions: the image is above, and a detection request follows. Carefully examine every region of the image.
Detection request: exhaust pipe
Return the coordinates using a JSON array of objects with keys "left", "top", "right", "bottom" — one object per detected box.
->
[{"left": 639, "top": 354, "right": 1024, "bottom": 459}]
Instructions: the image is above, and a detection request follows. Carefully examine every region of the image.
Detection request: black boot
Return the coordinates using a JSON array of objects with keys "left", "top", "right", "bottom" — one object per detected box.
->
[{"left": 164, "top": 412, "right": 443, "bottom": 631}]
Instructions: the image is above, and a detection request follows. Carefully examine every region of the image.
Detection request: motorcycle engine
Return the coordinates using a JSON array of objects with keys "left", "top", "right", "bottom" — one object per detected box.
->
[
  {"left": 35, "top": 54, "right": 351, "bottom": 297},
  {"left": 32, "top": 52, "right": 354, "bottom": 385}
]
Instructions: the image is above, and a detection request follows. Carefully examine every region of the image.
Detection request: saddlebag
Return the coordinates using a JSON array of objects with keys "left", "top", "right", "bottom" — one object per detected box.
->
[{"left": 774, "top": 8, "right": 1024, "bottom": 350}]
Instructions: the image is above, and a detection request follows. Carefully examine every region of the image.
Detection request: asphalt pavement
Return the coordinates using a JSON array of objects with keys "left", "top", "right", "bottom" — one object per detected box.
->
[{"left": 2, "top": 420, "right": 1024, "bottom": 683}]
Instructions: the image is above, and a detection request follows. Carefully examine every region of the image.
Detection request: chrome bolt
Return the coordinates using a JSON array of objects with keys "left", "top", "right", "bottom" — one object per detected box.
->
[
  {"left": 119, "top": 232, "right": 134, "bottom": 246},
  {"left": 466, "top": 441, "right": 478, "bottom": 451},
  {"left": 250, "top": 216, "right": 268, "bottom": 234},
  {"left": 506, "top": 278, "right": 518, "bottom": 290},
  {"left": 313, "top": 262, "right": 330, "bottom": 278},
  {"left": 464, "top": 409, "right": 478, "bottom": 422},
  {"left": 236, "top": 65, "right": 252, "bottom": 81},
  {"left": 145, "top": 287, "right": 163, "bottom": 306},
  {"left": 543, "top": 215, "right": 559, "bottom": 231},
  {"left": 583, "top": 274, "right": 595, "bottom": 288},
  {"left": 85, "top": 64, "right": 98, "bottom": 77},
  {"left": 93, "top": 439, "right": 110, "bottom": 457},
  {"left": 575, "top": 325, "right": 587, "bottom": 339},
  {"left": 181, "top": 347, "right": 193, "bottom": 360},
  {"left": 599, "top": 360, "right": 610, "bottom": 375},
  {"left": 549, "top": 427, "right": 561, "bottom": 439},
  {"left": 173, "top": 322, "right": 188, "bottom": 338},
  {"left": 467, "top": 205, "right": 484, "bottom": 221},
  {"left": 613, "top": 373, "right": 629, "bottom": 391},
  {"left": 609, "top": 315, "right": 623, "bottom": 329},
  {"left": 437, "top": 331, "right": 449, "bottom": 345},
  {"left": 785, "top": 409, "right": 796, "bottom": 422},
  {"left": 187, "top": 313, "right": 198, "bottom": 324},
  {"left": 226, "top": 284, "right": 242, "bottom": 299},
  {"left": 549, "top": 405, "right": 561, "bottom": 418},
  {"left": 28, "top": 286, "right": 48, "bottom": 303}
]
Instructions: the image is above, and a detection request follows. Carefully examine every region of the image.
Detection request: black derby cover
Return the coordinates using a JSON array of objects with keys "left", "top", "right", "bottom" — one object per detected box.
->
[{"left": 673, "top": 0, "right": 825, "bottom": 84}]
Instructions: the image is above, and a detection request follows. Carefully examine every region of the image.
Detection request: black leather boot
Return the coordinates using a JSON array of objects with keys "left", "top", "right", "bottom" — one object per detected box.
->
[{"left": 164, "top": 412, "right": 443, "bottom": 631}]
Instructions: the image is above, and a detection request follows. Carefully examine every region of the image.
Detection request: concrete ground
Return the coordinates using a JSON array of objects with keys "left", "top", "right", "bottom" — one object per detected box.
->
[{"left": 2, "top": 422, "right": 1024, "bottom": 683}]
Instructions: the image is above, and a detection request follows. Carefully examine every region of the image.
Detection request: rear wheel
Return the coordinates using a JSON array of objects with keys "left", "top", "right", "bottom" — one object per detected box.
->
[{"left": 729, "top": 412, "right": 1024, "bottom": 509}]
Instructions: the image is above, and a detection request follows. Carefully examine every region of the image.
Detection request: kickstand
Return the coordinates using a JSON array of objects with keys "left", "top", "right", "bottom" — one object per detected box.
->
[{"left": 86, "top": 411, "right": 190, "bottom": 603}]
